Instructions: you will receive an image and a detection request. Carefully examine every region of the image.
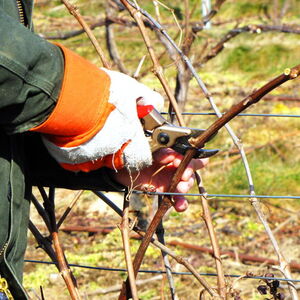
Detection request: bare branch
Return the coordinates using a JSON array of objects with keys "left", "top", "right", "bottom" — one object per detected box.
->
[
  {"left": 28, "top": 220, "right": 57, "bottom": 262},
  {"left": 44, "top": 187, "right": 82, "bottom": 300},
  {"left": 196, "top": 173, "right": 227, "bottom": 298},
  {"left": 135, "top": 9, "right": 299, "bottom": 298},
  {"left": 168, "top": 240, "right": 300, "bottom": 271},
  {"left": 120, "top": 0, "right": 185, "bottom": 126},
  {"left": 117, "top": 2, "right": 226, "bottom": 299},
  {"left": 60, "top": 0, "right": 111, "bottom": 68},
  {"left": 157, "top": 196, "right": 178, "bottom": 300},
  {"left": 94, "top": 191, "right": 218, "bottom": 298},
  {"left": 57, "top": 190, "right": 83, "bottom": 229},
  {"left": 119, "top": 192, "right": 138, "bottom": 299},
  {"left": 200, "top": 24, "right": 300, "bottom": 65},
  {"left": 105, "top": 3, "right": 129, "bottom": 73},
  {"left": 119, "top": 62, "right": 300, "bottom": 299},
  {"left": 31, "top": 187, "right": 82, "bottom": 299}
]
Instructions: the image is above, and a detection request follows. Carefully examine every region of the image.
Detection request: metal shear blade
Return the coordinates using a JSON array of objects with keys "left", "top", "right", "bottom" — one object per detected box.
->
[
  {"left": 172, "top": 129, "right": 219, "bottom": 158},
  {"left": 138, "top": 105, "right": 219, "bottom": 159}
]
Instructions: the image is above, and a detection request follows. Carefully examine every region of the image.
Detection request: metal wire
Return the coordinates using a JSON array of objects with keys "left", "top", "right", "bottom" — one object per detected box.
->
[
  {"left": 162, "top": 112, "right": 300, "bottom": 118},
  {"left": 132, "top": 191, "right": 300, "bottom": 200},
  {"left": 24, "top": 259, "right": 300, "bottom": 283},
  {"left": 26, "top": 2, "right": 299, "bottom": 296}
]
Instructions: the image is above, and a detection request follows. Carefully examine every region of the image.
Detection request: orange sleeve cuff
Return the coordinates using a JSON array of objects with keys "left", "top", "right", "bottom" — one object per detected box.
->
[{"left": 30, "top": 43, "right": 115, "bottom": 148}]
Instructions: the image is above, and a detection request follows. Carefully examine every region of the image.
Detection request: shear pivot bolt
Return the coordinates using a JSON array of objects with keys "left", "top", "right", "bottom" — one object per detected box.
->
[{"left": 158, "top": 132, "right": 170, "bottom": 145}]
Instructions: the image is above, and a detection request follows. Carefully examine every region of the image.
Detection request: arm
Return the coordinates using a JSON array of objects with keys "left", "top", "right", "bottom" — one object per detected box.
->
[
  {"left": 0, "top": 11, "right": 125, "bottom": 191},
  {"left": 0, "top": 9, "right": 207, "bottom": 208},
  {"left": 0, "top": 10, "right": 63, "bottom": 133},
  {"left": 0, "top": 11, "right": 164, "bottom": 192},
  {"left": 0, "top": 10, "right": 141, "bottom": 191}
]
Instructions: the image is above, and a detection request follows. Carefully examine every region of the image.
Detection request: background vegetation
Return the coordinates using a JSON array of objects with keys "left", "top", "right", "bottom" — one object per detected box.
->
[{"left": 26, "top": 0, "right": 300, "bottom": 299}]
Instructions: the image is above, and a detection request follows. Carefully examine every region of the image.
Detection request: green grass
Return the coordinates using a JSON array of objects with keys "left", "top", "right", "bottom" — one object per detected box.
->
[
  {"left": 204, "top": 147, "right": 300, "bottom": 198},
  {"left": 221, "top": 1, "right": 267, "bottom": 18},
  {"left": 221, "top": 42, "right": 300, "bottom": 77}
]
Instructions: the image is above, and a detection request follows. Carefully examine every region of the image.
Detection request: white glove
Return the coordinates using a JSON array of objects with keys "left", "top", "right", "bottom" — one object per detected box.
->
[{"left": 42, "top": 68, "right": 164, "bottom": 172}]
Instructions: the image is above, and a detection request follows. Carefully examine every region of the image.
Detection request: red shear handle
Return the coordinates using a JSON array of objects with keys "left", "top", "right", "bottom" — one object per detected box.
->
[{"left": 137, "top": 104, "right": 154, "bottom": 119}]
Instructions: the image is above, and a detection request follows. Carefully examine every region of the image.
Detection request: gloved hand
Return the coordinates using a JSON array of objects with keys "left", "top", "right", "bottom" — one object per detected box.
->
[{"left": 31, "top": 44, "right": 164, "bottom": 172}]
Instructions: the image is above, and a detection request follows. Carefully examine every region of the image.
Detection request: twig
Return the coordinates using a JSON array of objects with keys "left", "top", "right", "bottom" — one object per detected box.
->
[
  {"left": 120, "top": 0, "right": 185, "bottom": 125},
  {"left": 126, "top": 1, "right": 228, "bottom": 297},
  {"left": 120, "top": 192, "right": 138, "bottom": 300},
  {"left": 135, "top": 7, "right": 300, "bottom": 298},
  {"left": 30, "top": 191, "right": 78, "bottom": 299},
  {"left": 133, "top": 55, "right": 146, "bottom": 78},
  {"left": 95, "top": 191, "right": 217, "bottom": 297},
  {"left": 196, "top": 173, "right": 227, "bottom": 298},
  {"left": 43, "top": 187, "right": 82, "bottom": 300},
  {"left": 60, "top": 0, "right": 111, "bottom": 68},
  {"left": 199, "top": 24, "right": 300, "bottom": 66},
  {"left": 118, "top": 2, "right": 223, "bottom": 298},
  {"left": 57, "top": 190, "right": 84, "bottom": 229},
  {"left": 28, "top": 220, "right": 57, "bottom": 262},
  {"left": 122, "top": 60, "right": 300, "bottom": 299},
  {"left": 151, "top": 0, "right": 183, "bottom": 47},
  {"left": 132, "top": 5, "right": 205, "bottom": 299},
  {"left": 42, "top": 16, "right": 136, "bottom": 40},
  {"left": 167, "top": 240, "right": 300, "bottom": 271},
  {"left": 105, "top": 3, "right": 128, "bottom": 73},
  {"left": 40, "top": 286, "right": 45, "bottom": 300},
  {"left": 119, "top": 1, "right": 228, "bottom": 298},
  {"left": 157, "top": 196, "right": 178, "bottom": 300}
]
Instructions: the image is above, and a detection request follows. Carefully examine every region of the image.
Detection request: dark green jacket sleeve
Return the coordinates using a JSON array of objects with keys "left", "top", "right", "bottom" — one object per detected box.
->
[{"left": 0, "top": 9, "right": 64, "bottom": 134}]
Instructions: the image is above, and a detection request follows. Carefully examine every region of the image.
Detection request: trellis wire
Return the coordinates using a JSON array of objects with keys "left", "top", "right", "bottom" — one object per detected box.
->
[
  {"left": 163, "top": 112, "right": 300, "bottom": 118},
  {"left": 119, "top": 2, "right": 299, "bottom": 297},
  {"left": 133, "top": 191, "right": 300, "bottom": 200},
  {"left": 91, "top": 108, "right": 298, "bottom": 293},
  {"left": 27, "top": 91, "right": 299, "bottom": 297},
  {"left": 27, "top": 113, "right": 299, "bottom": 296},
  {"left": 92, "top": 106, "right": 299, "bottom": 293},
  {"left": 29, "top": 3, "right": 299, "bottom": 296},
  {"left": 24, "top": 260, "right": 300, "bottom": 283},
  {"left": 19, "top": 3, "right": 298, "bottom": 299}
]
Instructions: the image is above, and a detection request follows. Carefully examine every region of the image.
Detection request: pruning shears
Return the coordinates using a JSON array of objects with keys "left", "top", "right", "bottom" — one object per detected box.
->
[{"left": 137, "top": 105, "right": 219, "bottom": 159}]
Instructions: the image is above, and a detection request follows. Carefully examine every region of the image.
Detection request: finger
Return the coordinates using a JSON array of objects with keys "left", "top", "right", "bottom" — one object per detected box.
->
[
  {"left": 171, "top": 156, "right": 208, "bottom": 169},
  {"left": 154, "top": 150, "right": 209, "bottom": 170},
  {"left": 192, "top": 158, "right": 209, "bottom": 170},
  {"left": 181, "top": 166, "right": 194, "bottom": 181},
  {"left": 153, "top": 148, "right": 179, "bottom": 165},
  {"left": 176, "top": 177, "right": 195, "bottom": 193},
  {"left": 173, "top": 195, "right": 189, "bottom": 212},
  {"left": 181, "top": 159, "right": 209, "bottom": 181}
]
